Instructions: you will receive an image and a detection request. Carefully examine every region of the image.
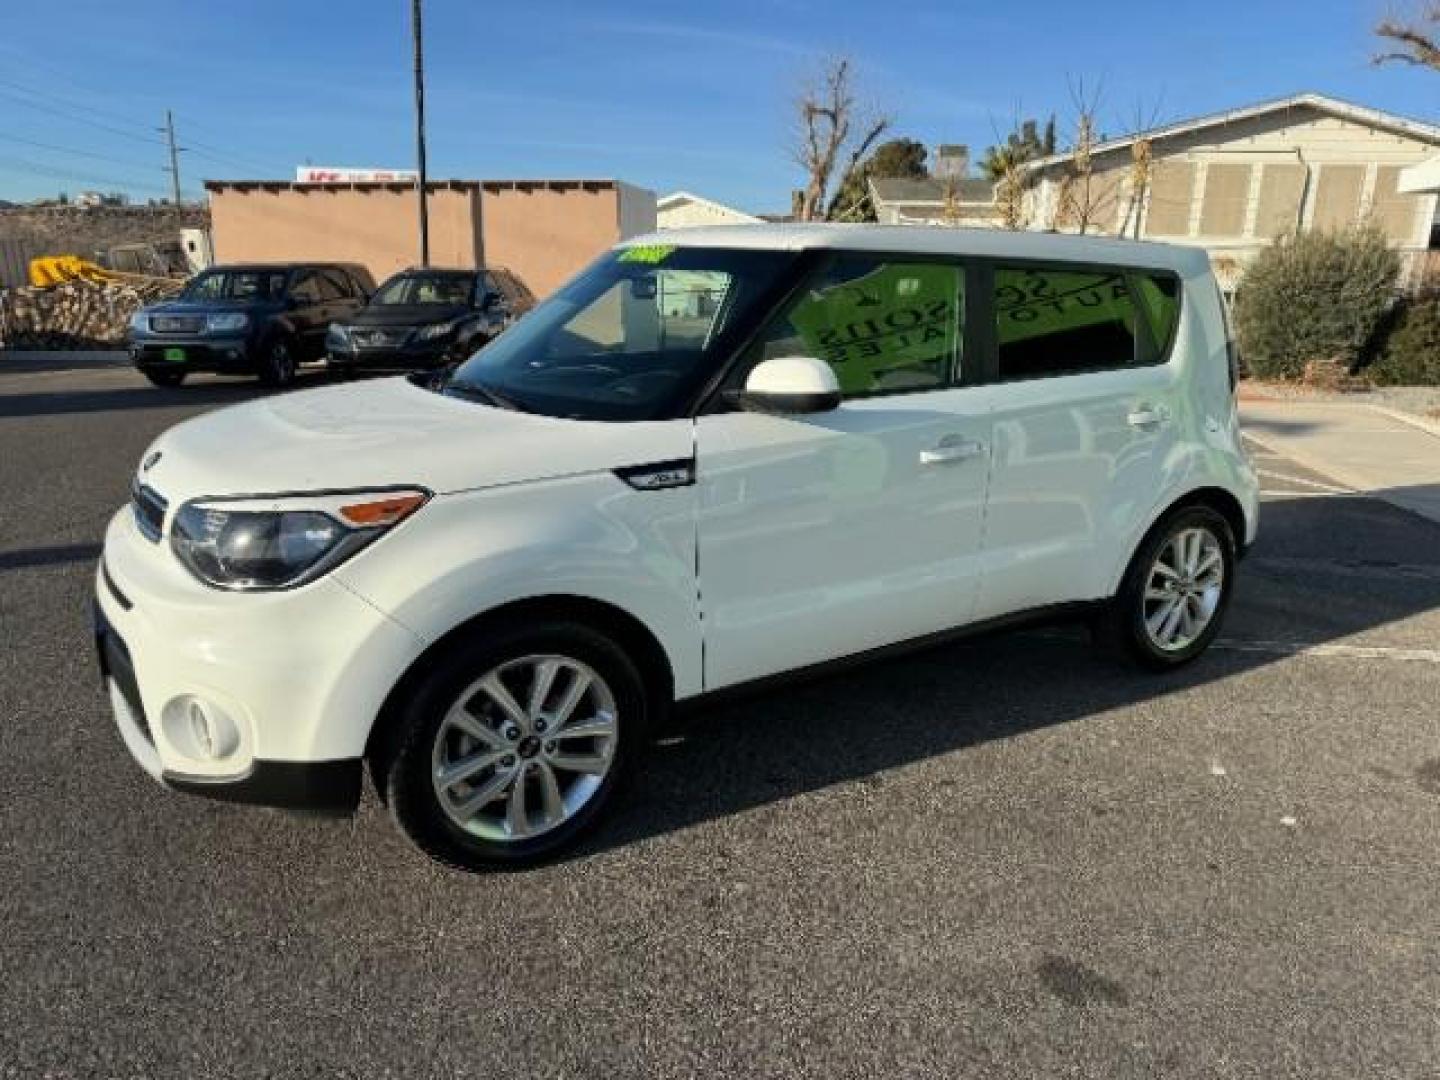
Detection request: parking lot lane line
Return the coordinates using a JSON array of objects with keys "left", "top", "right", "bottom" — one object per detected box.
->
[
  {"left": 1214, "top": 639, "right": 1440, "bottom": 663},
  {"left": 1256, "top": 469, "right": 1354, "bottom": 494}
]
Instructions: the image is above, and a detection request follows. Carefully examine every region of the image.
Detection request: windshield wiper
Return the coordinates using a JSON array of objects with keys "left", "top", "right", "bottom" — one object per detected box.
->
[{"left": 442, "top": 377, "right": 529, "bottom": 413}]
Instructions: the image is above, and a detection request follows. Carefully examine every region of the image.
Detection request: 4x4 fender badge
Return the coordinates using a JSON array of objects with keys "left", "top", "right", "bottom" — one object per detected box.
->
[{"left": 613, "top": 459, "right": 696, "bottom": 491}]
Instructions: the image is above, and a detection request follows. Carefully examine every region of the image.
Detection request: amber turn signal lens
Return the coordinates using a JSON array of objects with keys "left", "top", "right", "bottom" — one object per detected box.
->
[{"left": 337, "top": 492, "right": 426, "bottom": 527}]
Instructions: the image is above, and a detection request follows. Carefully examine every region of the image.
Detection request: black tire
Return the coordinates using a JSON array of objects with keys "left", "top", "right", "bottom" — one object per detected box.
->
[
  {"left": 1092, "top": 504, "right": 1236, "bottom": 671},
  {"left": 375, "top": 620, "right": 651, "bottom": 871},
  {"left": 141, "top": 368, "right": 186, "bottom": 388},
  {"left": 257, "top": 337, "right": 297, "bottom": 387}
]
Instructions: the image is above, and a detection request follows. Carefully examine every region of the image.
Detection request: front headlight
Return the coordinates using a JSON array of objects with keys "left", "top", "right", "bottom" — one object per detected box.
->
[
  {"left": 170, "top": 489, "right": 427, "bottom": 590},
  {"left": 128, "top": 310, "right": 149, "bottom": 333},
  {"left": 417, "top": 318, "right": 460, "bottom": 341},
  {"left": 325, "top": 323, "right": 350, "bottom": 347},
  {"left": 206, "top": 312, "right": 250, "bottom": 333}
]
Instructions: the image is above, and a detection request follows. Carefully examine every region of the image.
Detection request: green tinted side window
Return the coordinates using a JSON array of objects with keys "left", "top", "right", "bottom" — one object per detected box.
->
[
  {"left": 993, "top": 265, "right": 1139, "bottom": 380},
  {"left": 744, "top": 256, "right": 964, "bottom": 397},
  {"left": 1132, "top": 272, "right": 1181, "bottom": 361}
]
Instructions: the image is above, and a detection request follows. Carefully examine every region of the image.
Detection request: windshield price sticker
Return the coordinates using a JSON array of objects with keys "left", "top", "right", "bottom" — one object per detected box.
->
[{"left": 619, "top": 244, "right": 676, "bottom": 266}]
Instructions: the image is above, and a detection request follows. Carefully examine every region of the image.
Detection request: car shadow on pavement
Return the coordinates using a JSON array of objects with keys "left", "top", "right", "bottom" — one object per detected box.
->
[
  {"left": 0, "top": 373, "right": 330, "bottom": 419},
  {"left": 0, "top": 542, "right": 103, "bottom": 573},
  {"left": 574, "top": 490, "right": 1440, "bottom": 861}
]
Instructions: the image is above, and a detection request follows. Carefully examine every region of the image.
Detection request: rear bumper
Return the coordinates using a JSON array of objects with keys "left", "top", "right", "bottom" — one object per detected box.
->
[{"left": 94, "top": 599, "right": 363, "bottom": 815}]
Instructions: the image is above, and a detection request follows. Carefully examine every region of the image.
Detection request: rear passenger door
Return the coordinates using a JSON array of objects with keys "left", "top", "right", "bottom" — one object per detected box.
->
[{"left": 973, "top": 262, "right": 1183, "bottom": 620}]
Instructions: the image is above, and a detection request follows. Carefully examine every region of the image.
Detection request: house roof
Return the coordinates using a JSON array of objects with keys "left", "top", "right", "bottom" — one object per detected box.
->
[
  {"left": 1025, "top": 92, "right": 1440, "bottom": 171},
  {"left": 204, "top": 179, "right": 622, "bottom": 194},
  {"left": 869, "top": 176, "right": 995, "bottom": 204},
  {"left": 619, "top": 223, "right": 1209, "bottom": 274},
  {"left": 657, "top": 190, "right": 762, "bottom": 222}
]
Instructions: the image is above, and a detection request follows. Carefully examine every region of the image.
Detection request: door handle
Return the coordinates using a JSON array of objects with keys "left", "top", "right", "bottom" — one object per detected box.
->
[
  {"left": 1126, "top": 405, "right": 1170, "bottom": 428},
  {"left": 920, "top": 438, "right": 985, "bottom": 466}
]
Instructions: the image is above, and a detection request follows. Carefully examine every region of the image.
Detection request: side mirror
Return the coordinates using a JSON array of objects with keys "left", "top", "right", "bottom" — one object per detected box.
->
[{"left": 736, "top": 356, "right": 841, "bottom": 415}]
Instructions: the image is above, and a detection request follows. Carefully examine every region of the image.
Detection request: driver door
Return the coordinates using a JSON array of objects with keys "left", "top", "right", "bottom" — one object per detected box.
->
[{"left": 694, "top": 254, "right": 994, "bottom": 690}]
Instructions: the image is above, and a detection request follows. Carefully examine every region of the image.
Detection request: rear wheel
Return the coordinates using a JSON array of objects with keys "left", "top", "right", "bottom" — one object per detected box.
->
[
  {"left": 1094, "top": 505, "right": 1235, "bottom": 670},
  {"left": 258, "top": 337, "right": 297, "bottom": 387},
  {"left": 141, "top": 368, "right": 186, "bottom": 388},
  {"left": 377, "top": 620, "right": 650, "bottom": 870}
]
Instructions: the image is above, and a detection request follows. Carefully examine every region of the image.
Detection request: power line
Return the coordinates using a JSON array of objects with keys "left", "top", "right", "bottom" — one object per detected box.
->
[
  {"left": 0, "top": 75, "right": 160, "bottom": 138},
  {"left": 0, "top": 131, "right": 158, "bottom": 169},
  {"left": 0, "top": 155, "right": 176, "bottom": 197},
  {"left": 0, "top": 87, "right": 165, "bottom": 146}
]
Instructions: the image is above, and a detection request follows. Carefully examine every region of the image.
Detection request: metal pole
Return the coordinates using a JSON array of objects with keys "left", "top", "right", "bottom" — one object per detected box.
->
[
  {"left": 411, "top": 0, "right": 430, "bottom": 266},
  {"left": 164, "top": 110, "right": 182, "bottom": 206}
]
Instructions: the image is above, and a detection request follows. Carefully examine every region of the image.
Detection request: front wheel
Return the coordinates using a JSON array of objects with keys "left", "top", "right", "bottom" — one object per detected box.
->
[
  {"left": 257, "top": 338, "right": 297, "bottom": 387},
  {"left": 1094, "top": 505, "right": 1236, "bottom": 671},
  {"left": 376, "top": 621, "right": 650, "bottom": 870}
]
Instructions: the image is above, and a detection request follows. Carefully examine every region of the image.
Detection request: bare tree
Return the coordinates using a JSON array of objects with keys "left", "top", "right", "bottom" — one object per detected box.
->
[
  {"left": 791, "top": 56, "right": 890, "bottom": 222},
  {"left": 1374, "top": 3, "right": 1440, "bottom": 70},
  {"left": 1118, "top": 96, "right": 1166, "bottom": 238},
  {"left": 1055, "top": 78, "right": 1110, "bottom": 235}
]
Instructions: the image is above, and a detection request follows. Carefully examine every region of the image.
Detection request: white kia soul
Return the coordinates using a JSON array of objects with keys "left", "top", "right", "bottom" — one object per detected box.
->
[{"left": 96, "top": 225, "right": 1259, "bottom": 869}]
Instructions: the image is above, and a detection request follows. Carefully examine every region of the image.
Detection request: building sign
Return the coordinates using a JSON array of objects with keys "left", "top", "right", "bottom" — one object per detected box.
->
[{"left": 295, "top": 167, "right": 420, "bottom": 183}]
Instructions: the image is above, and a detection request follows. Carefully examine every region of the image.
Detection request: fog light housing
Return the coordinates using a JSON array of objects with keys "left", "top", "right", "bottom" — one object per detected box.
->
[{"left": 161, "top": 694, "right": 240, "bottom": 762}]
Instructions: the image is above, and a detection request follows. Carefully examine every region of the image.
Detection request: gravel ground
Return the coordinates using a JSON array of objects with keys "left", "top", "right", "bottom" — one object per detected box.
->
[{"left": 2, "top": 363, "right": 1439, "bottom": 1079}]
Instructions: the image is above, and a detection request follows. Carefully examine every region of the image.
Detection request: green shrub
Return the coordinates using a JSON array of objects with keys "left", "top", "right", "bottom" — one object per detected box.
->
[
  {"left": 1234, "top": 224, "right": 1400, "bottom": 380},
  {"left": 1370, "top": 295, "right": 1440, "bottom": 386}
]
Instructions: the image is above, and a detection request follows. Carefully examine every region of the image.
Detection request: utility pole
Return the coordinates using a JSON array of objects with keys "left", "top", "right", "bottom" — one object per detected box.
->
[
  {"left": 411, "top": 0, "right": 430, "bottom": 266},
  {"left": 162, "top": 110, "right": 182, "bottom": 206}
]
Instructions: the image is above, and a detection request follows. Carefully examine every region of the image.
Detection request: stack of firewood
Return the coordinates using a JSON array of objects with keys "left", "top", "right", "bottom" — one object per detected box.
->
[{"left": 0, "top": 278, "right": 183, "bottom": 350}]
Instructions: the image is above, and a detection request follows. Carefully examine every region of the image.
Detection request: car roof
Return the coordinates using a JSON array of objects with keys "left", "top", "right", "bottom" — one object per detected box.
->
[
  {"left": 392, "top": 266, "right": 477, "bottom": 277},
  {"left": 620, "top": 224, "right": 1210, "bottom": 275}
]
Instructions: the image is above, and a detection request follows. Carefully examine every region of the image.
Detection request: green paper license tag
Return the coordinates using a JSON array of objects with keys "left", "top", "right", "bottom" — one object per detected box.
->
[
  {"left": 163, "top": 347, "right": 186, "bottom": 362},
  {"left": 618, "top": 244, "right": 675, "bottom": 265}
]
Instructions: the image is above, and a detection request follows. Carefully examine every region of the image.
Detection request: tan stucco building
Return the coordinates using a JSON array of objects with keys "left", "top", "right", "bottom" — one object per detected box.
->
[
  {"left": 1022, "top": 93, "right": 1440, "bottom": 288},
  {"left": 205, "top": 178, "right": 655, "bottom": 298}
]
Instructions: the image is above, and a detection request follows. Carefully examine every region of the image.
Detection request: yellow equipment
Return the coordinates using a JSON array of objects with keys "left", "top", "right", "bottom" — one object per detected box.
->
[{"left": 28, "top": 255, "right": 118, "bottom": 288}]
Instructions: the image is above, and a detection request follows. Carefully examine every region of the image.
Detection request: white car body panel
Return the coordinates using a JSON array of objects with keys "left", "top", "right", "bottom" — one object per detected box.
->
[{"left": 695, "top": 388, "right": 994, "bottom": 687}]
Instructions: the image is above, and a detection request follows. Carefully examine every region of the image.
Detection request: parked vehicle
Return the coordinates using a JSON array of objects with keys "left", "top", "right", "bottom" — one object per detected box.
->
[
  {"left": 325, "top": 266, "right": 532, "bottom": 375},
  {"left": 96, "top": 226, "right": 1259, "bottom": 870},
  {"left": 127, "top": 263, "right": 375, "bottom": 387}
]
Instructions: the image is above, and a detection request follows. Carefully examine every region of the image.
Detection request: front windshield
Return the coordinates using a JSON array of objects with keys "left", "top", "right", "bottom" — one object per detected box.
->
[
  {"left": 372, "top": 273, "right": 474, "bottom": 306},
  {"left": 444, "top": 246, "right": 796, "bottom": 421},
  {"left": 183, "top": 269, "right": 286, "bottom": 302}
]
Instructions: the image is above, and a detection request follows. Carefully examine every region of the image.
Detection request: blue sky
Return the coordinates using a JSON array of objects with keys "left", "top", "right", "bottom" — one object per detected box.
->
[{"left": 1, "top": 0, "right": 1435, "bottom": 213}]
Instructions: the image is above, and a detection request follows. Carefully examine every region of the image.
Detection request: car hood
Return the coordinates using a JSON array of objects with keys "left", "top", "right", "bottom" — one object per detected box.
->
[
  {"left": 349, "top": 304, "right": 469, "bottom": 328},
  {"left": 138, "top": 377, "right": 692, "bottom": 502}
]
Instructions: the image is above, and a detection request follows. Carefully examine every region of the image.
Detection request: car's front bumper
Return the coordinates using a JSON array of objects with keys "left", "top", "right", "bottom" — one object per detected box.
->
[
  {"left": 129, "top": 335, "right": 256, "bottom": 373},
  {"left": 327, "top": 337, "right": 457, "bottom": 371},
  {"left": 94, "top": 507, "right": 427, "bottom": 815}
]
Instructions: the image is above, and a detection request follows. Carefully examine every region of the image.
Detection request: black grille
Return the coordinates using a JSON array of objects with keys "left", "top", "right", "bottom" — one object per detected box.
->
[
  {"left": 150, "top": 315, "right": 204, "bottom": 334},
  {"left": 130, "top": 482, "right": 168, "bottom": 542}
]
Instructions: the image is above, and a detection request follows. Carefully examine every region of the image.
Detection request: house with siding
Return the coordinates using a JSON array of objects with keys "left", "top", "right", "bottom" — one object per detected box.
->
[{"left": 1022, "top": 93, "right": 1440, "bottom": 289}]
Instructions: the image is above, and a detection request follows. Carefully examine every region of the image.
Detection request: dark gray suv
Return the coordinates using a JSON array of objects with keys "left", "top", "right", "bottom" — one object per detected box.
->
[{"left": 128, "top": 263, "right": 376, "bottom": 388}]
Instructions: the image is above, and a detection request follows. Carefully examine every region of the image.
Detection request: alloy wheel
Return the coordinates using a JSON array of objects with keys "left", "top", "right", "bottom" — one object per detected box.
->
[
  {"left": 430, "top": 655, "right": 618, "bottom": 842},
  {"left": 1142, "top": 526, "right": 1225, "bottom": 652}
]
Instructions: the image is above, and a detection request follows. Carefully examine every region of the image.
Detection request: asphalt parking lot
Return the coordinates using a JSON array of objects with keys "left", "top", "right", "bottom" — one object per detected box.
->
[{"left": 2, "top": 358, "right": 1438, "bottom": 1079}]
